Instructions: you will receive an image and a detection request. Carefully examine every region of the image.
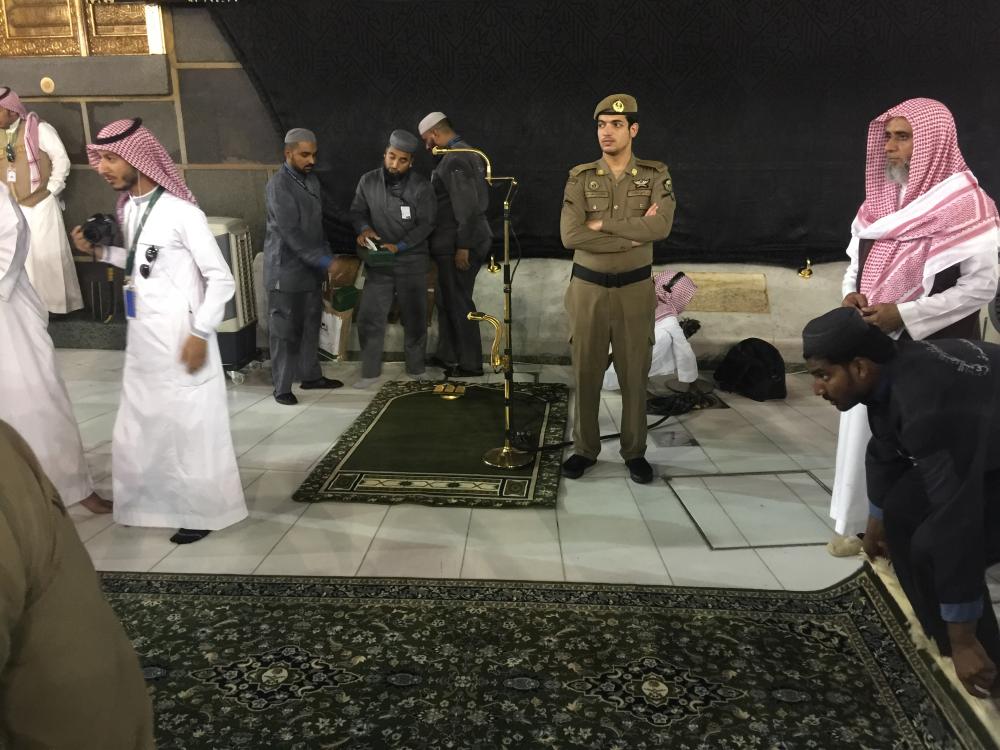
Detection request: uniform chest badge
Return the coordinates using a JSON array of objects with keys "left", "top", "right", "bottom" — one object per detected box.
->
[
  {"left": 588, "top": 180, "right": 599, "bottom": 190},
  {"left": 633, "top": 178, "right": 650, "bottom": 188}
]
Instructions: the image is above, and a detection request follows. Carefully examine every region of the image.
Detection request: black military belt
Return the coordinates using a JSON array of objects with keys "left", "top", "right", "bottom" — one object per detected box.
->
[{"left": 571, "top": 263, "right": 652, "bottom": 288}]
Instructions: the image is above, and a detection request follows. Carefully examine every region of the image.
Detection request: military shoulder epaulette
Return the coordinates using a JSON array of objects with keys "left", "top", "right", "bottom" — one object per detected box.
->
[
  {"left": 568, "top": 161, "right": 601, "bottom": 177},
  {"left": 634, "top": 158, "right": 667, "bottom": 172}
]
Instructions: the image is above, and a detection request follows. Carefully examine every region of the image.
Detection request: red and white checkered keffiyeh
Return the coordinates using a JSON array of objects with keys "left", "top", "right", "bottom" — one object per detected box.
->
[
  {"left": 0, "top": 87, "right": 43, "bottom": 193},
  {"left": 653, "top": 269, "right": 697, "bottom": 320},
  {"left": 86, "top": 118, "right": 196, "bottom": 224},
  {"left": 854, "top": 98, "right": 998, "bottom": 304}
]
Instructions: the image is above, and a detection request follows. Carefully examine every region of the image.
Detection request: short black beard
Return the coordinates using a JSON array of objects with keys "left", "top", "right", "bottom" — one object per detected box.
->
[
  {"left": 115, "top": 169, "right": 140, "bottom": 193},
  {"left": 383, "top": 166, "right": 405, "bottom": 185}
]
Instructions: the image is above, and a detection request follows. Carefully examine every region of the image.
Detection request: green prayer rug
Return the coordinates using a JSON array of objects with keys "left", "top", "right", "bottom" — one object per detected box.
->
[
  {"left": 294, "top": 381, "right": 568, "bottom": 508},
  {"left": 101, "top": 566, "right": 992, "bottom": 750}
]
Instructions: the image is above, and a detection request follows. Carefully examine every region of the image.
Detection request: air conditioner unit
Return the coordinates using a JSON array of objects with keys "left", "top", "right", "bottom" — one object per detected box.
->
[{"left": 207, "top": 216, "right": 258, "bottom": 369}]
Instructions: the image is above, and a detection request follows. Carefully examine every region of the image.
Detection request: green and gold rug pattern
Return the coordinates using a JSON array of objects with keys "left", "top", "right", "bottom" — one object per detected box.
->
[
  {"left": 102, "top": 566, "right": 992, "bottom": 750},
  {"left": 293, "top": 381, "right": 568, "bottom": 508}
]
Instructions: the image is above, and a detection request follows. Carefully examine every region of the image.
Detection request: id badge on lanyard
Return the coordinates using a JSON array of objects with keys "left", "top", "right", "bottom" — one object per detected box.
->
[{"left": 122, "top": 187, "right": 165, "bottom": 320}]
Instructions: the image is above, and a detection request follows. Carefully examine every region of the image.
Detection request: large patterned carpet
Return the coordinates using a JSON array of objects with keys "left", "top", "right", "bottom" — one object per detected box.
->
[
  {"left": 293, "top": 381, "right": 567, "bottom": 508},
  {"left": 101, "top": 566, "right": 992, "bottom": 749}
]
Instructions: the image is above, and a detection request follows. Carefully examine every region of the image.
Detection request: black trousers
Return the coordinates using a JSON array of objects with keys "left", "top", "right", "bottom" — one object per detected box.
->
[
  {"left": 882, "top": 467, "right": 1000, "bottom": 662},
  {"left": 432, "top": 249, "right": 486, "bottom": 370}
]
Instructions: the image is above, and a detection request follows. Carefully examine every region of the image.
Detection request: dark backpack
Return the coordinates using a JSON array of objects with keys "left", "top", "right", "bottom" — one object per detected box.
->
[{"left": 713, "top": 338, "right": 787, "bottom": 402}]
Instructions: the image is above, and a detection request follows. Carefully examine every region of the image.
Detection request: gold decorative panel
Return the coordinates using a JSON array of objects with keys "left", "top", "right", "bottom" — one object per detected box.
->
[
  {"left": 85, "top": 2, "right": 147, "bottom": 55},
  {"left": 1, "top": 0, "right": 81, "bottom": 55},
  {"left": 0, "top": 0, "right": 152, "bottom": 57}
]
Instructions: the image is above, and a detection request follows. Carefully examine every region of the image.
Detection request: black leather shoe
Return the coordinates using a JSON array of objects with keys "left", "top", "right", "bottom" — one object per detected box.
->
[
  {"left": 170, "top": 528, "right": 211, "bottom": 544},
  {"left": 300, "top": 376, "right": 344, "bottom": 389},
  {"left": 625, "top": 457, "right": 654, "bottom": 484},
  {"left": 561, "top": 454, "right": 597, "bottom": 479},
  {"left": 274, "top": 392, "right": 298, "bottom": 405},
  {"left": 445, "top": 366, "right": 485, "bottom": 378}
]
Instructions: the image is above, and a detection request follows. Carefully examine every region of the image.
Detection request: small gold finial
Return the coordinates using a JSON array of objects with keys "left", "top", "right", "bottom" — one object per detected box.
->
[
  {"left": 612, "top": 99, "right": 625, "bottom": 113},
  {"left": 798, "top": 259, "right": 813, "bottom": 279}
]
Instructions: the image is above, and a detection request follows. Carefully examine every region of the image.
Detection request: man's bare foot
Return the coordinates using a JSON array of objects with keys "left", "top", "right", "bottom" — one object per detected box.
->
[{"left": 79, "top": 493, "right": 113, "bottom": 514}]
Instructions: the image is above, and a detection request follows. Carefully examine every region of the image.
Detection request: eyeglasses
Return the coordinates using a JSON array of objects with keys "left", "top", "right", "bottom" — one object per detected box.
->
[
  {"left": 5, "top": 143, "right": 13, "bottom": 163},
  {"left": 139, "top": 246, "right": 158, "bottom": 279}
]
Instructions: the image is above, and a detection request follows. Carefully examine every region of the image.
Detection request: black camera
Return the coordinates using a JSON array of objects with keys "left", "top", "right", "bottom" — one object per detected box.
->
[{"left": 82, "top": 213, "right": 118, "bottom": 246}]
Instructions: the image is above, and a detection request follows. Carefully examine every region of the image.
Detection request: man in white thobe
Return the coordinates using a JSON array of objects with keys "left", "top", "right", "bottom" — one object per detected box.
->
[
  {"left": 0, "top": 182, "right": 110, "bottom": 514},
  {"left": 829, "top": 98, "right": 1000, "bottom": 550},
  {"left": 72, "top": 117, "right": 247, "bottom": 544},
  {"left": 0, "top": 86, "right": 83, "bottom": 314}
]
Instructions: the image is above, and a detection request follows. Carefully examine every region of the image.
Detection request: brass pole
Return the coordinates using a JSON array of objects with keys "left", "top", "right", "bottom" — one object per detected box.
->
[{"left": 434, "top": 147, "right": 531, "bottom": 469}]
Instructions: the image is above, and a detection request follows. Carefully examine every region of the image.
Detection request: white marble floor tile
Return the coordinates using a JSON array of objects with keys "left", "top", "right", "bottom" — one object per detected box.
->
[
  {"left": 86, "top": 525, "right": 177, "bottom": 572},
  {"left": 809, "top": 468, "right": 836, "bottom": 493},
  {"left": 461, "top": 508, "right": 564, "bottom": 581},
  {"left": 667, "top": 477, "right": 747, "bottom": 548},
  {"left": 680, "top": 409, "right": 800, "bottom": 473},
  {"left": 780, "top": 473, "right": 836, "bottom": 531},
  {"left": 357, "top": 504, "right": 471, "bottom": 578},
  {"left": 696, "top": 473, "right": 833, "bottom": 548},
  {"left": 237, "top": 402, "right": 348, "bottom": 471},
  {"left": 226, "top": 386, "right": 271, "bottom": 416},
  {"left": 256, "top": 502, "right": 388, "bottom": 576},
  {"left": 558, "top": 478, "right": 670, "bottom": 585},
  {"left": 151, "top": 470, "right": 310, "bottom": 574},
  {"left": 55, "top": 350, "right": 855, "bottom": 588},
  {"left": 68, "top": 504, "right": 116, "bottom": 543},
  {"left": 755, "top": 546, "right": 862, "bottom": 590},
  {"left": 72, "top": 402, "right": 118, "bottom": 424},
  {"left": 631, "top": 482, "right": 783, "bottom": 590},
  {"left": 228, "top": 401, "right": 303, "bottom": 456},
  {"left": 788, "top": 404, "right": 841, "bottom": 436},
  {"left": 733, "top": 406, "right": 838, "bottom": 471}
]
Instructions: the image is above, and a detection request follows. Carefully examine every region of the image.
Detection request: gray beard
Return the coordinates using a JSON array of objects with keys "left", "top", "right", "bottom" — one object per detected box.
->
[{"left": 884, "top": 162, "right": 909, "bottom": 185}]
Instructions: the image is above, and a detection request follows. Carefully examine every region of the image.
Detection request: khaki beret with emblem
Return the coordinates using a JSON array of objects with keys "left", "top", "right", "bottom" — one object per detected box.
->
[{"left": 593, "top": 93, "right": 638, "bottom": 120}]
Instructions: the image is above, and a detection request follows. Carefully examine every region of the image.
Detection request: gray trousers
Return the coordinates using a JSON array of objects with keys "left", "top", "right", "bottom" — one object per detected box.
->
[
  {"left": 268, "top": 289, "right": 324, "bottom": 395},
  {"left": 433, "top": 247, "right": 487, "bottom": 370},
  {"left": 357, "top": 269, "right": 427, "bottom": 378}
]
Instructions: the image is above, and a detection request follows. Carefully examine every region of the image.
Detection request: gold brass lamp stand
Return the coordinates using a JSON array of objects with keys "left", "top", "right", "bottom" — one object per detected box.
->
[{"left": 432, "top": 146, "right": 531, "bottom": 468}]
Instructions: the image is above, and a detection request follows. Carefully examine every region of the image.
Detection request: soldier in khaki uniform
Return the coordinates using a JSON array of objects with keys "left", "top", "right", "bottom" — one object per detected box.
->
[{"left": 559, "top": 94, "right": 676, "bottom": 484}]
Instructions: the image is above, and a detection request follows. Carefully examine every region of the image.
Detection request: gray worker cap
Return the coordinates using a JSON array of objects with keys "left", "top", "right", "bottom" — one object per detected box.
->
[{"left": 388, "top": 129, "right": 420, "bottom": 153}]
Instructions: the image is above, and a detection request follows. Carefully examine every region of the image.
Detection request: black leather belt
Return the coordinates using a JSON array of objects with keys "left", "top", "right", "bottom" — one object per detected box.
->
[{"left": 571, "top": 263, "right": 652, "bottom": 288}]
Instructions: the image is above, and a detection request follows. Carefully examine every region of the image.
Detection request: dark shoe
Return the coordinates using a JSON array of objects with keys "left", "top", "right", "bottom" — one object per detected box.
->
[
  {"left": 170, "top": 528, "right": 211, "bottom": 544},
  {"left": 300, "top": 376, "right": 344, "bottom": 389},
  {"left": 274, "top": 392, "right": 298, "bottom": 405},
  {"left": 445, "top": 366, "right": 485, "bottom": 378},
  {"left": 427, "top": 356, "right": 453, "bottom": 369},
  {"left": 625, "top": 457, "right": 654, "bottom": 484},
  {"left": 562, "top": 454, "right": 597, "bottom": 479}
]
